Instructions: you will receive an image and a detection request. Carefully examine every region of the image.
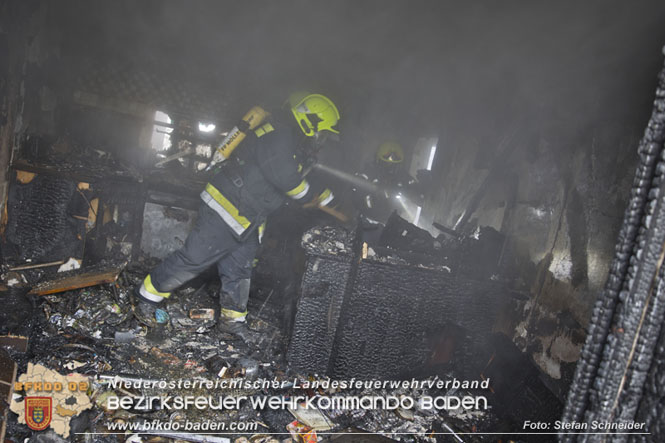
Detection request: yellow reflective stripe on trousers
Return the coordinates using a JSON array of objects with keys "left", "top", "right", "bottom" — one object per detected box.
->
[
  {"left": 140, "top": 274, "right": 170, "bottom": 300},
  {"left": 286, "top": 179, "right": 310, "bottom": 200},
  {"left": 220, "top": 308, "right": 248, "bottom": 321},
  {"left": 201, "top": 183, "right": 251, "bottom": 236}
]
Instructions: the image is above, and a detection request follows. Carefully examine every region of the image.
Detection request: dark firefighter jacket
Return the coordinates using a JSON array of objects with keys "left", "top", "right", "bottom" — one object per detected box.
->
[{"left": 201, "top": 118, "right": 334, "bottom": 239}]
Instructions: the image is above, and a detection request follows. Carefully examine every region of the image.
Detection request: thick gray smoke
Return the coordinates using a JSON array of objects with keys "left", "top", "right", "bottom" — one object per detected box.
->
[{"left": 50, "top": 0, "right": 665, "bottom": 171}]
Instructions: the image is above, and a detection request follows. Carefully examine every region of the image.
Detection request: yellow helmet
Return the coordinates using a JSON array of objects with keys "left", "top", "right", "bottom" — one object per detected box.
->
[
  {"left": 377, "top": 141, "right": 404, "bottom": 163},
  {"left": 289, "top": 92, "right": 340, "bottom": 136}
]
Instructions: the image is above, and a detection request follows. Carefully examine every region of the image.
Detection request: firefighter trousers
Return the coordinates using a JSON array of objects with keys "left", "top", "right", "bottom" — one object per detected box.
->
[{"left": 148, "top": 204, "right": 259, "bottom": 313}]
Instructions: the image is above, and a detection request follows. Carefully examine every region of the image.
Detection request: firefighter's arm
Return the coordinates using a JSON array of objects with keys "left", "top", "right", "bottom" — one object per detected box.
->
[
  {"left": 301, "top": 170, "right": 338, "bottom": 208},
  {"left": 256, "top": 133, "right": 346, "bottom": 221},
  {"left": 278, "top": 162, "right": 347, "bottom": 221},
  {"left": 302, "top": 187, "right": 336, "bottom": 208},
  {"left": 300, "top": 175, "right": 351, "bottom": 222},
  {"left": 256, "top": 132, "right": 318, "bottom": 203}
]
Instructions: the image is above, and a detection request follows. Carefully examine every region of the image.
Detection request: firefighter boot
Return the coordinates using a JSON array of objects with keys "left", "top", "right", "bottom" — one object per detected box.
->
[
  {"left": 132, "top": 286, "right": 169, "bottom": 328},
  {"left": 217, "top": 308, "right": 259, "bottom": 344}
]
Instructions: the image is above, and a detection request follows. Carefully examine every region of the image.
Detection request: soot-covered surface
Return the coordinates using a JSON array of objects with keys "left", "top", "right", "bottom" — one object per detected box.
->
[
  {"left": 561, "top": 51, "right": 665, "bottom": 442},
  {"left": 287, "top": 226, "right": 358, "bottom": 376},
  {"left": 289, "top": 222, "right": 505, "bottom": 380},
  {"left": 332, "top": 259, "right": 501, "bottom": 380},
  {"left": 4, "top": 174, "right": 85, "bottom": 263}
]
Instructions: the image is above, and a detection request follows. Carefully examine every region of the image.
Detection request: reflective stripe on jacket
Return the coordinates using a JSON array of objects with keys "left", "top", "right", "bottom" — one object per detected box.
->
[{"left": 200, "top": 183, "right": 251, "bottom": 236}]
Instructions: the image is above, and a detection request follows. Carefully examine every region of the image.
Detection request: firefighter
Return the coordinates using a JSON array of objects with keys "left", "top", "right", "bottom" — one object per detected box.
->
[
  {"left": 353, "top": 141, "right": 420, "bottom": 237},
  {"left": 134, "top": 92, "right": 341, "bottom": 338}
]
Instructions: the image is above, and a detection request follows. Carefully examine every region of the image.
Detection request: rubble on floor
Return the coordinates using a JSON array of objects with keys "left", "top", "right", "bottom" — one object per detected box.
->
[
  {"left": 0, "top": 259, "right": 501, "bottom": 442},
  {"left": 0, "top": 181, "right": 562, "bottom": 441}
]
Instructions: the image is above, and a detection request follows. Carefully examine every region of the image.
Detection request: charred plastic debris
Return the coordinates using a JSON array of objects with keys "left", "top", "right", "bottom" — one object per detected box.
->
[{"left": 1, "top": 138, "right": 565, "bottom": 442}]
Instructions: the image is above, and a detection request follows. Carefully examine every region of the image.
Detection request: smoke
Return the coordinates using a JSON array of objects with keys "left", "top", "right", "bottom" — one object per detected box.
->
[{"left": 48, "top": 0, "right": 665, "bottom": 171}]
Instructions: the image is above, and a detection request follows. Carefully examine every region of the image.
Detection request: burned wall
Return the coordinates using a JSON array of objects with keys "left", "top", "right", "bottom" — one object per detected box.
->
[
  {"left": 0, "top": 1, "right": 31, "bottom": 228},
  {"left": 0, "top": 0, "right": 68, "bottom": 228},
  {"left": 562, "top": 51, "right": 665, "bottom": 443},
  {"left": 425, "top": 112, "right": 642, "bottom": 386}
]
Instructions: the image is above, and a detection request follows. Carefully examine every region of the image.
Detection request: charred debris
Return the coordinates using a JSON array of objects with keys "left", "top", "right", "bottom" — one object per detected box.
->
[
  {"left": 2, "top": 1, "right": 665, "bottom": 442},
  {"left": 0, "top": 168, "right": 556, "bottom": 441},
  {"left": 0, "top": 139, "right": 559, "bottom": 441}
]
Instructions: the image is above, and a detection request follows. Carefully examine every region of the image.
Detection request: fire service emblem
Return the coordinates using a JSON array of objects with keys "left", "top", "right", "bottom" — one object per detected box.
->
[{"left": 25, "top": 397, "right": 52, "bottom": 431}]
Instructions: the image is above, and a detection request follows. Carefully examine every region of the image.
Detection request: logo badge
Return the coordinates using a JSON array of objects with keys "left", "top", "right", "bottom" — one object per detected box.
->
[{"left": 25, "top": 397, "right": 52, "bottom": 431}]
